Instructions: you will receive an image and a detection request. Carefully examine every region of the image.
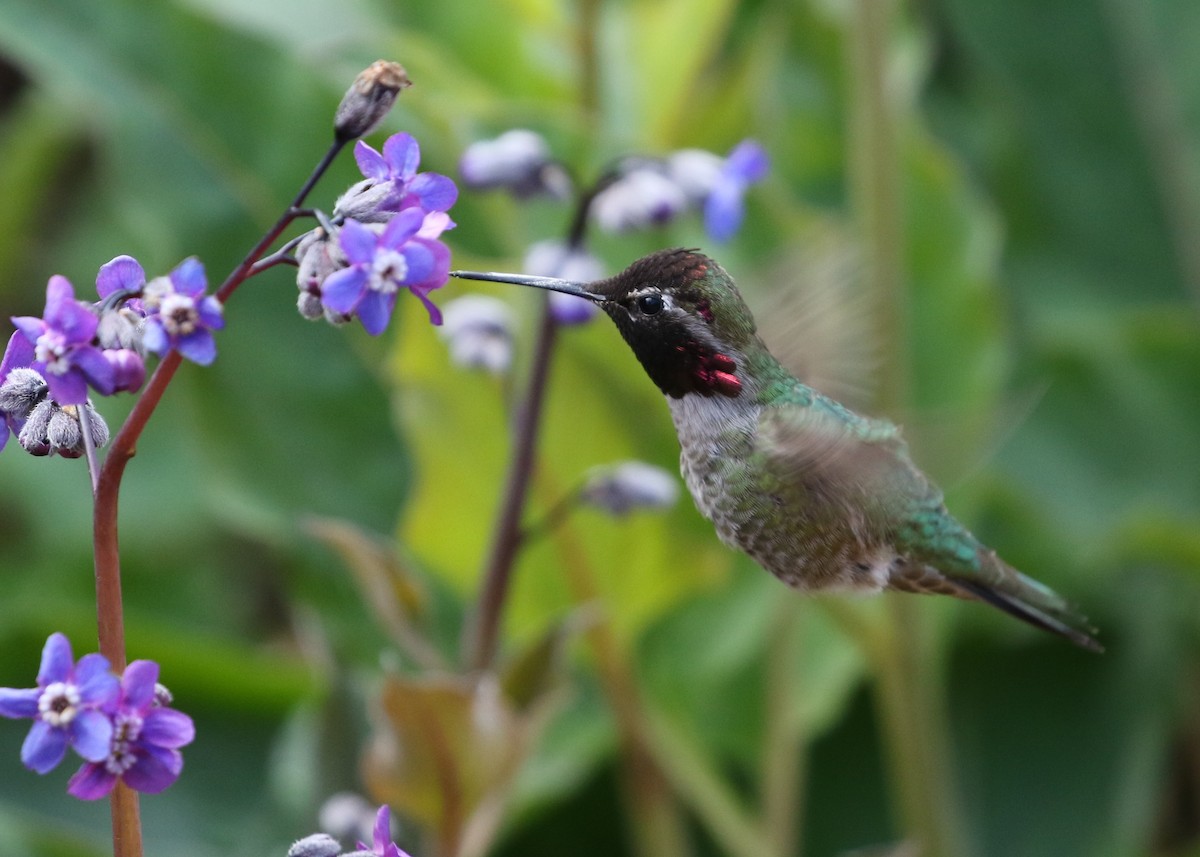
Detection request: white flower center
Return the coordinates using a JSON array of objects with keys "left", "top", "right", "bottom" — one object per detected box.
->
[
  {"left": 37, "top": 681, "right": 81, "bottom": 727},
  {"left": 160, "top": 294, "right": 199, "bottom": 335},
  {"left": 103, "top": 711, "right": 143, "bottom": 775},
  {"left": 34, "top": 333, "right": 71, "bottom": 376},
  {"left": 368, "top": 249, "right": 408, "bottom": 294}
]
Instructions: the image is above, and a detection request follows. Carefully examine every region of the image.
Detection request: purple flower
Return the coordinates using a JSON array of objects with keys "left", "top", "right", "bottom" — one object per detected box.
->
[
  {"left": 0, "top": 633, "right": 119, "bottom": 774},
  {"left": 353, "top": 806, "right": 412, "bottom": 857},
  {"left": 67, "top": 659, "right": 194, "bottom": 800},
  {"left": 141, "top": 258, "right": 225, "bottom": 365},
  {"left": 321, "top": 210, "right": 452, "bottom": 333},
  {"left": 703, "top": 139, "right": 769, "bottom": 242},
  {"left": 95, "top": 255, "right": 147, "bottom": 314},
  {"left": 341, "top": 133, "right": 458, "bottom": 221},
  {"left": 11, "top": 276, "right": 115, "bottom": 405}
]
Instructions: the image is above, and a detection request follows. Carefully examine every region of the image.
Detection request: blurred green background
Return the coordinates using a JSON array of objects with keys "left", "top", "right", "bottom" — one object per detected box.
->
[{"left": 0, "top": 0, "right": 1198, "bottom": 855}]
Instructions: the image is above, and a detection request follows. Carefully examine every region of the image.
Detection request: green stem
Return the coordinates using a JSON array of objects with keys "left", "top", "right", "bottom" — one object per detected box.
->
[
  {"left": 847, "top": 3, "right": 971, "bottom": 855},
  {"left": 642, "top": 704, "right": 775, "bottom": 857},
  {"left": 761, "top": 600, "right": 807, "bottom": 857}
]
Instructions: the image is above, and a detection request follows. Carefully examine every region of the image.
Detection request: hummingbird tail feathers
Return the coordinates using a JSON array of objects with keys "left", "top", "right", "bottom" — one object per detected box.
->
[{"left": 952, "top": 572, "right": 1104, "bottom": 653}]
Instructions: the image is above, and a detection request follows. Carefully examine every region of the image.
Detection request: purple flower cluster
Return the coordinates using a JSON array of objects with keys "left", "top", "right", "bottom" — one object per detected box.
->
[
  {"left": 297, "top": 132, "right": 457, "bottom": 333},
  {"left": 458, "top": 130, "right": 768, "bottom": 244},
  {"left": 0, "top": 633, "right": 194, "bottom": 800},
  {"left": 0, "top": 255, "right": 224, "bottom": 456}
]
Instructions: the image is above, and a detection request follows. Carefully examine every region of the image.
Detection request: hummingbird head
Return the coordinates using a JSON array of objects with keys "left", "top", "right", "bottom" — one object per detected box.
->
[{"left": 452, "top": 249, "right": 758, "bottom": 399}]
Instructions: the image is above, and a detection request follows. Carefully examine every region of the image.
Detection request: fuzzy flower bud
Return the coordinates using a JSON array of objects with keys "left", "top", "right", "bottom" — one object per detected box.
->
[
  {"left": 19, "top": 400, "right": 108, "bottom": 458},
  {"left": 0, "top": 366, "right": 48, "bottom": 423},
  {"left": 459, "top": 129, "right": 571, "bottom": 199},
  {"left": 334, "top": 61, "right": 412, "bottom": 142},
  {"left": 287, "top": 835, "right": 343, "bottom": 857},
  {"left": 438, "top": 295, "right": 515, "bottom": 374},
  {"left": 580, "top": 461, "right": 680, "bottom": 515},
  {"left": 591, "top": 167, "right": 688, "bottom": 234}
]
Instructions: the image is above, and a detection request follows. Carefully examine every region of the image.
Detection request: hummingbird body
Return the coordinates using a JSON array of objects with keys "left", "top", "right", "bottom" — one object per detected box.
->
[{"left": 452, "top": 249, "right": 1101, "bottom": 651}]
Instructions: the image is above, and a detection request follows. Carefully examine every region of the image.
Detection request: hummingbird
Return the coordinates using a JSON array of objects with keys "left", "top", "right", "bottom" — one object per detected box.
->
[{"left": 451, "top": 248, "right": 1102, "bottom": 651}]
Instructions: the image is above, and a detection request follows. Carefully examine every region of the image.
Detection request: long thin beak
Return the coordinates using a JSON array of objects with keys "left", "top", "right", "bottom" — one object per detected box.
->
[{"left": 450, "top": 270, "right": 605, "bottom": 302}]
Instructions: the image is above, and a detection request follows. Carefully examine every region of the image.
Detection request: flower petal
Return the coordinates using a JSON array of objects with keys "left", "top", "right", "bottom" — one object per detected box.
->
[
  {"left": 141, "top": 708, "right": 195, "bottom": 749},
  {"left": 380, "top": 207, "right": 425, "bottom": 247},
  {"left": 74, "top": 653, "right": 118, "bottom": 705},
  {"left": 43, "top": 370, "right": 89, "bottom": 406},
  {"left": 321, "top": 268, "right": 369, "bottom": 314},
  {"left": 37, "top": 633, "right": 74, "bottom": 686},
  {"left": 0, "top": 687, "right": 40, "bottom": 719},
  {"left": 724, "top": 139, "right": 769, "bottom": 184},
  {"left": 169, "top": 258, "right": 208, "bottom": 298},
  {"left": 70, "top": 708, "right": 115, "bottom": 762},
  {"left": 122, "top": 744, "right": 183, "bottom": 794},
  {"left": 382, "top": 133, "right": 420, "bottom": 179},
  {"left": 197, "top": 296, "right": 225, "bottom": 331},
  {"left": 354, "top": 140, "right": 389, "bottom": 182},
  {"left": 120, "top": 660, "right": 159, "bottom": 710},
  {"left": 67, "top": 761, "right": 117, "bottom": 800},
  {"left": 409, "top": 289, "right": 443, "bottom": 326},
  {"left": 373, "top": 805, "right": 392, "bottom": 851},
  {"left": 407, "top": 173, "right": 458, "bottom": 212},
  {"left": 96, "top": 256, "right": 146, "bottom": 298},
  {"left": 176, "top": 330, "right": 217, "bottom": 366},
  {"left": 338, "top": 219, "right": 380, "bottom": 265},
  {"left": 141, "top": 319, "right": 169, "bottom": 357},
  {"left": 0, "top": 330, "right": 35, "bottom": 379},
  {"left": 356, "top": 290, "right": 395, "bottom": 336},
  {"left": 703, "top": 181, "right": 745, "bottom": 243},
  {"left": 399, "top": 242, "right": 435, "bottom": 285},
  {"left": 71, "top": 346, "right": 117, "bottom": 397},
  {"left": 22, "top": 719, "right": 68, "bottom": 773}
]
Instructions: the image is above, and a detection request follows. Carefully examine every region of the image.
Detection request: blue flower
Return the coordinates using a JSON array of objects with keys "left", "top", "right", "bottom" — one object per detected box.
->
[
  {"left": 703, "top": 139, "right": 769, "bottom": 242},
  {"left": 321, "top": 210, "right": 452, "bottom": 333},
  {"left": 11, "top": 276, "right": 115, "bottom": 405},
  {"left": 141, "top": 258, "right": 225, "bottom": 365},
  {"left": 67, "top": 659, "right": 195, "bottom": 800},
  {"left": 0, "top": 633, "right": 119, "bottom": 774},
  {"left": 353, "top": 133, "right": 458, "bottom": 216}
]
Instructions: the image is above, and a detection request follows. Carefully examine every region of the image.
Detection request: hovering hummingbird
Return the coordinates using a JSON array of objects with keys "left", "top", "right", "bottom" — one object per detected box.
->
[{"left": 452, "top": 249, "right": 1101, "bottom": 651}]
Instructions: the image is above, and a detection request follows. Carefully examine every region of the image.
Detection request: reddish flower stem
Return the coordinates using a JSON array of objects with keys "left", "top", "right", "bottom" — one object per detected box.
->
[{"left": 91, "top": 136, "right": 346, "bottom": 857}]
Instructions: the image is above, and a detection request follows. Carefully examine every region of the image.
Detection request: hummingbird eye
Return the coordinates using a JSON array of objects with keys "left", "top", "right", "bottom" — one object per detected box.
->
[{"left": 636, "top": 293, "right": 664, "bottom": 315}]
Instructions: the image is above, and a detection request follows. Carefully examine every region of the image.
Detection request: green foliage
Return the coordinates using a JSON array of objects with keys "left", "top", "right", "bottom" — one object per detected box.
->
[{"left": 0, "top": 0, "right": 1197, "bottom": 855}]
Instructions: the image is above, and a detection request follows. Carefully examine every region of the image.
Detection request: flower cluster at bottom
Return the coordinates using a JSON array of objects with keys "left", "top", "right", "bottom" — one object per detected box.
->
[
  {"left": 289, "top": 805, "right": 413, "bottom": 857},
  {"left": 0, "top": 633, "right": 194, "bottom": 800}
]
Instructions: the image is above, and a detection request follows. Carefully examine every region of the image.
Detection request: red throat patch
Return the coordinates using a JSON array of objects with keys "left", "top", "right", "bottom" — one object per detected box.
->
[{"left": 694, "top": 351, "right": 742, "bottom": 397}]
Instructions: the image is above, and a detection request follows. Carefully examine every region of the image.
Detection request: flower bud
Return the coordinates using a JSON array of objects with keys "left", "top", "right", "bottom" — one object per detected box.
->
[
  {"left": 18, "top": 400, "right": 53, "bottom": 456},
  {"left": 459, "top": 130, "right": 572, "bottom": 199},
  {"left": 591, "top": 168, "right": 687, "bottom": 233},
  {"left": 334, "top": 60, "right": 412, "bottom": 142},
  {"left": 105, "top": 348, "right": 146, "bottom": 394},
  {"left": 0, "top": 367, "right": 48, "bottom": 421},
  {"left": 287, "top": 834, "right": 342, "bottom": 857},
  {"left": 95, "top": 306, "right": 145, "bottom": 353},
  {"left": 580, "top": 461, "right": 680, "bottom": 515},
  {"left": 438, "top": 295, "right": 515, "bottom": 374}
]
